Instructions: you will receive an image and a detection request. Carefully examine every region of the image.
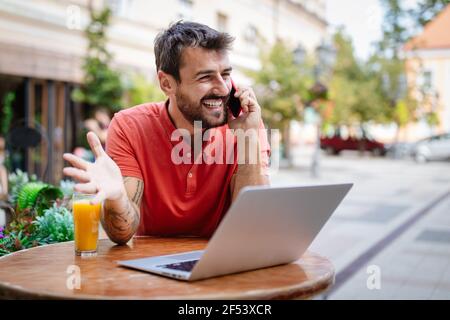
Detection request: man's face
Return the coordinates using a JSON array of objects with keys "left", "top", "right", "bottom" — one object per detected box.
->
[{"left": 174, "top": 47, "right": 232, "bottom": 129}]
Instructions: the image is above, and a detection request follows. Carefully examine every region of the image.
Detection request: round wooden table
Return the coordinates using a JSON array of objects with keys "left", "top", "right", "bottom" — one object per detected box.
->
[{"left": 0, "top": 237, "right": 334, "bottom": 300}]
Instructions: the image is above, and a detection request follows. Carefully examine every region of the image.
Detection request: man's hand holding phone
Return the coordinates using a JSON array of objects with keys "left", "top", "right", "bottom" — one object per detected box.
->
[{"left": 227, "top": 81, "right": 262, "bottom": 132}]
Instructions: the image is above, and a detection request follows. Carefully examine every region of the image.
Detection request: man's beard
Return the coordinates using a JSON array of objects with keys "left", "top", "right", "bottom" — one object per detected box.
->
[{"left": 175, "top": 91, "right": 230, "bottom": 129}]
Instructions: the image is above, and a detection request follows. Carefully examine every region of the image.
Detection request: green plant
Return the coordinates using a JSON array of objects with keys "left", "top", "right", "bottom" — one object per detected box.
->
[
  {"left": 60, "top": 179, "right": 75, "bottom": 198},
  {"left": 72, "top": 7, "right": 124, "bottom": 112},
  {"left": 127, "top": 74, "right": 165, "bottom": 106},
  {"left": 0, "top": 230, "right": 35, "bottom": 255},
  {"left": 0, "top": 208, "right": 39, "bottom": 255},
  {"left": 8, "top": 169, "right": 38, "bottom": 205},
  {"left": 16, "top": 182, "right": 64, "bottom": 215},
  {"left": 0, "top": 203, "right": 74, "bottom": 256},
  {"left": 1, "top": 92, "right": 14, "bottom": 136},
  {"left": 2, "top": 169, "right": 71, "bottom": 256},
  {"left": 33, "top": 203, "right": 74, "bottom": 244}
]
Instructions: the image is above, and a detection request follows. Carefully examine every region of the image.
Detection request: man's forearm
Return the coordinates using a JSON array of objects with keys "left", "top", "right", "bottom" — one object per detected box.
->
[
  {"left": 102, "top": 192, "right": 140, "bottom": 245},
  {"left": 231, "top": 133, "right": 270, "bottom": 201},
  {"left": 231, "top": 163, "right": 270, "bottom": 202}
]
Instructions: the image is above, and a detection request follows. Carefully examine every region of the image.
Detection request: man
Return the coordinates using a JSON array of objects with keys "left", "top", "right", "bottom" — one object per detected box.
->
[{"left": 63, "top": 21, "right": 270, "bottom": 244}]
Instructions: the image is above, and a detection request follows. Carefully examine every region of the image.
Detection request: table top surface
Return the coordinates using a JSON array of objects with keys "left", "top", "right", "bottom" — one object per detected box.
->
[{"left": 0, "top": 237, "right": 334, "bottom": 300}]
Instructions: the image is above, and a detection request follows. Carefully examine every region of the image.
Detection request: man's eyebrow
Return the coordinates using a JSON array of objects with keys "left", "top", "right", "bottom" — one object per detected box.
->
[{"left": 195, "top": 67, "right": 233, "bottom": 77}]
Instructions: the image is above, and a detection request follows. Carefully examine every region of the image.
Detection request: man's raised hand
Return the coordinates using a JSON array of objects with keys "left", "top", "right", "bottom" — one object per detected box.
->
[{"left": 63, "top": 132, "right": 125, "bottom": 205}]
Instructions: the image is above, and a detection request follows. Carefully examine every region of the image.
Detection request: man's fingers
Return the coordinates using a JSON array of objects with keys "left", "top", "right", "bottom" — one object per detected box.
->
[
  {"left": 87, "top": 131, "right": 105, "bottom": 159},
  {"left": 241, "top": 97, "right": 250, "bottom": 113},
  {"left": 247, "top": 87, "right": 256, "bottom": 98},
  {"left": 236, "top": 87, "right": 255, "bottom": 99},
  {"left": 90, "top": 190, "right": 106, "bottom": 205},
  {"left": 74, "top": 182, "right": 97, "bottom": 194},
  {"left": 63, "top": 153, "right": 90, "bottom": 170},
  {"left": 246, "top": 97, "right": 259, "bottom": 112},
  {"left": 63, "top": 167, "right": 90, "bottom": 183},
  {"left": 241, "top": 90, "right": 250, "bottom": 99},
  {"left": 235, "top": 87, "right": 247, "bottom": 98}
]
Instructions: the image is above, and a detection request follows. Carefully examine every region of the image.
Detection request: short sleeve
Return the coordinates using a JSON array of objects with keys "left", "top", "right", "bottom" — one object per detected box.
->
[{"left": 105, "top": 113, "right": 143, "bottom": 180}]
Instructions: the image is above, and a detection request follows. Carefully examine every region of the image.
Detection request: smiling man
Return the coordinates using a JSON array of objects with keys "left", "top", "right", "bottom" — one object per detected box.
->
[{"left": 63, "top": 21, "right": 270, "bottom": 244}]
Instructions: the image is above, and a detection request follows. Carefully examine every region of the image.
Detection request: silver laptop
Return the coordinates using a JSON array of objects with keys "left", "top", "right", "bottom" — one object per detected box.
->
[{"left": 117, "top": 183, "right": 353, "bottom": 281}]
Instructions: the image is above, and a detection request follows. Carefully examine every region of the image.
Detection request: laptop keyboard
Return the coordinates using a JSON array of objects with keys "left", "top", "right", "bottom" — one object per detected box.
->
[{"left": 159, "top": 259, "right": 199, "bottom": 272}]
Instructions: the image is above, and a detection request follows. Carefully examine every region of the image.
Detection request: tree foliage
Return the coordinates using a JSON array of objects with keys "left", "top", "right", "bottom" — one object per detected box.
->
[
  {"left": 328, "top": 30, "right": 388, "bottom": 127},
  {"left": 127, "top": 74, "right": 166, "bottom": 107},
  {"left": 248, "top": 41, "right": 314, "bottom": 129},
  {"left": 409, "top": 0, "right": 450, "bottom": 27},
  {"left": 72, "top": 7, "right": 123, "bottom": 112}
]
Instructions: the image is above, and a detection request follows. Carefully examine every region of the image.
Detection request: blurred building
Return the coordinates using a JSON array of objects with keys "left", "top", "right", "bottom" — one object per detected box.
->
[
  {"left": 0, "top": 0, "right": 327, "bottom": 183},
  {"left": 405, "top": 4, "right": 450, "bottom": 139}
]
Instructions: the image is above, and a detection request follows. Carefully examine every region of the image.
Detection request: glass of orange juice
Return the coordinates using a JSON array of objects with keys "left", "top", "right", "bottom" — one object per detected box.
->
[{"left": 72, "top": 193, "right": 101, "bottom": 257}]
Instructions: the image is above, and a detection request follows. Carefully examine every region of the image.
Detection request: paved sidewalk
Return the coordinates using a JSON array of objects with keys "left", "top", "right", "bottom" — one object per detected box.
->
[
  {"left": 270, "top": 145, "right": 450, "bottom": 300},
  {"left": 328, "top": 194, "right": 450, "bottom": 299}
]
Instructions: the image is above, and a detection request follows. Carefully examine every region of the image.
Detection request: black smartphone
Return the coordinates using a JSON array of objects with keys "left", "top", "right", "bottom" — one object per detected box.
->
[{"left": 228, "top": 79, "right": 242, "bottom": 118}]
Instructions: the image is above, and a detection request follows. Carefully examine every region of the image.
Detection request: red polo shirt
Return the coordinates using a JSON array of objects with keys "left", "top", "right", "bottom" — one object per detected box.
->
[{"left": 105, "top": 101, "right": 270, "bottom": 237}]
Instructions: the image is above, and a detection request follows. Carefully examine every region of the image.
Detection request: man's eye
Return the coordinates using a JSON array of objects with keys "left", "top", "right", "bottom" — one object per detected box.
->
[
  {"left": 199, "top": 76, "right": 210, "bottom": 81},
  {"left": 222, "top": 73, "right": 231, "bottom": 78}
]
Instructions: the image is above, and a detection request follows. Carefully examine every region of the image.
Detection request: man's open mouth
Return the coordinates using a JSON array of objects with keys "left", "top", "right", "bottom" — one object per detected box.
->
[{"left": 202, "top": 98, "right": 224, "bottom": 111}]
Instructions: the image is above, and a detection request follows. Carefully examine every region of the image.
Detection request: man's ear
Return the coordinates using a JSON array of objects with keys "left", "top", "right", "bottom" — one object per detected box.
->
[{"left": 158, "top": 70, "right": 177, "bottom": 96}]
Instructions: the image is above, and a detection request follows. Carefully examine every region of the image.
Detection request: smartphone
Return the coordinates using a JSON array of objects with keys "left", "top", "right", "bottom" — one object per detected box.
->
[{"left": 228, "top": 79, "right": 242, "bottom": 118}]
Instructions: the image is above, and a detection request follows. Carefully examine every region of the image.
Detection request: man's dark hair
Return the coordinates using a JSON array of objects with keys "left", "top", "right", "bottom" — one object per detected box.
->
[{"left": 154, "top": 21, "right": 234, "bottom": 82}]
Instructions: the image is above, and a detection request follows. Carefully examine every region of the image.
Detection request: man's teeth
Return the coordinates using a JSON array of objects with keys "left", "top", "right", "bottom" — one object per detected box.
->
[{"left": 203, "top": 100, "right": 222, "bottom": 107}]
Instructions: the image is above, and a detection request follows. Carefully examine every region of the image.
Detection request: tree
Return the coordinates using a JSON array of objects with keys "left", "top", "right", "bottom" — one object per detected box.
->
[
  {"left": 1, "top": 92, "right": 14, "bottom": 137},
  {"left": 328, "top": 30, "right": 388, "bottom": 130},
  {"left": 72, "top": 7, "right": 123, "bottom": 113},
  {"left": 378, "top": 0, "right": 410, "bottom": 59},
  {"left": 248, "top": 41, "right": 314, "bottom": 162},
  {"left": 372, "top": 0, "right": 420, "bottom": 142},
  {"left": 409, "top": 0, "right": 450, "bottom": 27},
  {"left": 126, "top": 74, "right": 166, "bottom": 107},
  {"left": 378, "top": 0, "right": 450, "bottom": 50}
]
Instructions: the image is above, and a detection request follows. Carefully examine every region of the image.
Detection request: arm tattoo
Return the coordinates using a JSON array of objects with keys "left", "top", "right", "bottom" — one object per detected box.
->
[
  {"left": 131, "top": 180, "right": 144, "bottom": 204},
  {"left": 103, "top": 177, "right": 144, "bottom": 244}
]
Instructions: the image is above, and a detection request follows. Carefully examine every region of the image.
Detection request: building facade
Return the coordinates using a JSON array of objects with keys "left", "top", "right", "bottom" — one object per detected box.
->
[{"left": 405, "top": 4, "right": 450, "bottom": 140}]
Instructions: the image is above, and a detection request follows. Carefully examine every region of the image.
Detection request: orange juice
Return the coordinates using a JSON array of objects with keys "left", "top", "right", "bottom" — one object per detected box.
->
[{"left": 73, "top": 199, "right": 101, "bottom": 255}]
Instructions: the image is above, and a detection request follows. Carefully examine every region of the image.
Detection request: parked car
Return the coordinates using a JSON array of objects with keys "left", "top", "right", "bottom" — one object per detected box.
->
[
  {"left": 385, "top": 142, "right": 415, "bottom": 159},
  {"left": 411, "top": 133, "right": 450, "bottom": 163},
  {"left": 320, "top": 132, "right": 386, "bottom": 156}
]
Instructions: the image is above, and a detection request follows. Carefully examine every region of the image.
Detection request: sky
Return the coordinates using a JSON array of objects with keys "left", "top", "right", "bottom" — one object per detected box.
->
[{"left": 326, "top": 0, "right": 421, "bottom": 61}]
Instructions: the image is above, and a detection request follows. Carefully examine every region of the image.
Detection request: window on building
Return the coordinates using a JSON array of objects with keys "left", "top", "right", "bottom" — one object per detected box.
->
[
  {"left": 423, "top": 70, "right": 433, "bottom": 90},
  {"left": 417, "top": 69, "right": 434, "bottom": 94},
  {"left": 178, "top": 0, "right": 194, "bottom": 20},
  {"left": 243, "top": 24, "right": 258, "bottom": 44},
  {"left": 107, "top": 0, "right": 133, "bottom": 17},
  {"left": 217, "top": 12, "right": 228, "bottom": 32}
]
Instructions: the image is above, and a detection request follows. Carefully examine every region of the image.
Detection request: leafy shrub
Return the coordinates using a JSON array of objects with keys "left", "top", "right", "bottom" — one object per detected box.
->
[
  {"left": 33, "top": 204, "right": 74, "bottom": 244},
  {"left": 0, "top": 204, "right": 74, "bottom": 256}
]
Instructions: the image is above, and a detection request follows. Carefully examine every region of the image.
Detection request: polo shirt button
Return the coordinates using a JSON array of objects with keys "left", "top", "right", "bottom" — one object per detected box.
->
[{"left": 188, "top": 172, "right": 193, "bottom": 178}]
